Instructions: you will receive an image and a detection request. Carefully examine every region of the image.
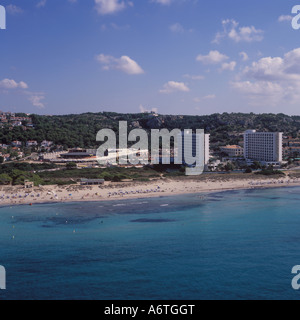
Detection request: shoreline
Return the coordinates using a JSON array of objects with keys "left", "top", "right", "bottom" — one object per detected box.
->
[{"left": 1, "top": 176, "right": 300, "bottom": 208}]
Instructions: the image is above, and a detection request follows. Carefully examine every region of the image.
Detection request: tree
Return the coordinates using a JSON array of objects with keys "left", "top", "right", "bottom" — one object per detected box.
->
[
  {"left": 10, "top": 169, "right": 43, "bottom": 186},
  {"left": 10, "top": 151, "right": 18, "bottom": 159},
  {"left": 0, "top": 156, "right": 4, "bottom": 164},
  {"left": 244, "top": 167, "right": 252, "bottom": 174},
  {"left": 11, "top": 169, "right": 25, "bottom": 185},
  {"left": 66, "top": 162, "right": 77, "bottom": 170},
  {"left": 224, "top": 162, "right": 234, "bottom": 172},
  {"left": 251, "top": 161, "right": 262, "bottom": 170},
  {"left": 217, "top": 163, "right": 224, "bottom": 172},
  {"left": 0, "top": 174, "right": 12, "bottom": 185},
  {"left": 112, "top": 175, "right": 121, "bottom": 182}
]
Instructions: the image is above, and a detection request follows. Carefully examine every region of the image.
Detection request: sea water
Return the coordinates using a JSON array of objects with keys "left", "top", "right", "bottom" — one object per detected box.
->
[{"left": 0, "top": 187, "right": 300, "bottom": 300}]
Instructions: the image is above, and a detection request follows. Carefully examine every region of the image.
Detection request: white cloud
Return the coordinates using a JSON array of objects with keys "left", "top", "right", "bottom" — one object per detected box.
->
[
  {"left": 243, "top": 50, "right": 300, "bottom": 81},
  {"left": 169, "top": 23, "right": 184, "bottom": 33},
  {"left": 0, "top": 79, "right": 28, "bottom": 89},
  {"left": 151, "top": 0, "right": 195, "bottom": 6},
  {"left": 139, "top": 105, "right": 158, "bottom": 113},
  {"left": 220, "top": 61, "right": 236, "bottom": 72},
  {"left": 231, "top": 81, "right": 284, "bottom": 107},
  {"left": 196, "top": 50, "right": 229, "bottom": 65},
  {"left": 27, "top": 93, "right": 46, "bottom": 109},
  {"left": 213, "top": 19, "right": 264, "bottom": 43},
  {"left": 183, "top": 74, "right": 205, "bottom": 80},
  {"left": 232, "top": 48, "right": 300, "bottom": 106},
  {"left": 278, "top": 15, "right": 293, "bottom": 22},
  {"left": 169, "top": 23, "right": 193, "bottom": 33},
  {"left": 6, "top": 5, "right": 23, "bottom": 14},
  {"left": 96, "top": 54, "right": 144, "bottom": 75},
  {"left": 36, "top": 0, "right": 47, "bottom": 8},
  {"left": 203, "top": 94, "right": 216, "bottom": 100},
  {"left": 94, "top": 0, "right": 131, "bottom": 15},
  {"left": 194, "top": 95, "right": 216, "bottom": 102},
  {"left": 239, "top": 51, "right": 249, "bottom": 61},
  {"left": 0, "top": 79, "right": 46, "bottom": 109},
  {"left": 159, "top": 81, "right": 190, "bottom": 94},
  {"left": 151, "top": 0, "right": 173, "bottom": 5}
]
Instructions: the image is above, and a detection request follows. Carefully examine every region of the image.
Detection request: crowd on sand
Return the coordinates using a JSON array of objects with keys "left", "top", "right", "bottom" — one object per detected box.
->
[{"left": 1, "top": 176, "right": 300, "bottom": 206}]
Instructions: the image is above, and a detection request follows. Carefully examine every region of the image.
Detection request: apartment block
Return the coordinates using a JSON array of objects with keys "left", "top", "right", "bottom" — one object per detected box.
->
[{"left": 244, "top": 130, "right": 283, "bottom": 165}]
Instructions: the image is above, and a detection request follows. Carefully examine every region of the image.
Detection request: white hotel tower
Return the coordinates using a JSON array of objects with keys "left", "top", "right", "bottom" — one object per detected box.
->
[{"left": 244, "top": 130, "right": 283, "bottom": 165}]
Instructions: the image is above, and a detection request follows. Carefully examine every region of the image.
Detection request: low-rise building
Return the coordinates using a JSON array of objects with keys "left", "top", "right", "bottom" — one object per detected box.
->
[
  {"left": 80, "top": 179, "right": 105, "bottom": 186},
  {"left": 12, "top": 121, "right": 22, "bottom": 127},
  {"left": 26, "top": 140, "right": 38, "bottom": 147},
  {"left": 284, "top": 146, "right": 300, "bottom": 157},
  {"left": 24, "top": 180, "right": 34, "bottom": 189},
  {"left": 41, "top": 140, "right": 53, "bottom": 148},
  {"left": 220, "top": 145, "right": 244, "bottom": 157},
  {"left": 2, "top": 154, "right": 10, "bottom": 161},
  {"left": 11, "top": 141, "right": 22, "bottom": 147},
  {"left": 60, "top": 149, "right": 97, "bottom": 159}
]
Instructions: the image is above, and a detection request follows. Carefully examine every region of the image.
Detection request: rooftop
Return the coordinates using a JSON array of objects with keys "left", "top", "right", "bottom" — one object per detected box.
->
[{"left": 221, "top": 145, "right": 243, "bottom": 149}]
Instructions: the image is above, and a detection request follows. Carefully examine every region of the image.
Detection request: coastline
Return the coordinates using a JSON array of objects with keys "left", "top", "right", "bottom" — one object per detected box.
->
[{"left": 1, "top": 176, "right": 300, "bottom": 207}]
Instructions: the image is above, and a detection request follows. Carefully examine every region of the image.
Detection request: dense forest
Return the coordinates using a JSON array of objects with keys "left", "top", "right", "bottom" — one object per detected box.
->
[{"left": 0, "top": 112, "right": 299, "bottom": 148}]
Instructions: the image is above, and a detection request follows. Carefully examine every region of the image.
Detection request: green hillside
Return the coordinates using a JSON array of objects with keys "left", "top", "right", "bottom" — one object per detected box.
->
[{"left": 0, "top": 112, "right": 299, "bottom": 148}]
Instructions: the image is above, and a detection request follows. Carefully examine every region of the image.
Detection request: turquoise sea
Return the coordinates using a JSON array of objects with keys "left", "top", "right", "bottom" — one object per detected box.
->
[{"left": 1, "top": 186, "right": 300, "bottom": 300}]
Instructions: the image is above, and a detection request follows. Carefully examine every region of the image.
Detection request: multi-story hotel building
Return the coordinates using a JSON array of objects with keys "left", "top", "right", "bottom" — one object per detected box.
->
[{"left": 244, "top": 130, "right": 283, "bottom": 165}]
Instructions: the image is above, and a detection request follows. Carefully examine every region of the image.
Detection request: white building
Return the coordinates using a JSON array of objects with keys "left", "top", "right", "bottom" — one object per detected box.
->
[
  {"left": 104, "top": 148, "right": 149, "bottom": 165},
  {"left": 26, "top": 140, "right": 38, "bottom": 147},
  {"left": 220, "top": 145, "right": 244, "bottom": 157},
  {"left": 12, "top": 121, "right": 22, "bottom": 127},
  {"left": 244, "top": 130, "right": 283, "bottom": 165},
  {"left": 41, "top": 140, "right": 53, "bottom": 148},
  {"left": 11, "top": 141, "right": 22, "bottom": 147}
]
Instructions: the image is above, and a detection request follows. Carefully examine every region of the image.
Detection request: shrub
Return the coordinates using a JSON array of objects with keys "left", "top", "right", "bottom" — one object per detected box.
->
[
  {"left": 66, "top": 162, "right": 77, "bottom": 170},
  {"left": 0, "top": 173, "right": 12, "bottom": 185}
]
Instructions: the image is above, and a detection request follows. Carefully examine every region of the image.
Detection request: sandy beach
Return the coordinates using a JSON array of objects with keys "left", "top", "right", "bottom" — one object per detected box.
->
[{"left": 1, "top": 175, "right": 300, "bottom": 207}]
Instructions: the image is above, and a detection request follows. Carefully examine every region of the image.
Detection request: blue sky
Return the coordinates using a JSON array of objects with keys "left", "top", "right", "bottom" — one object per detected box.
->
[{"left": 0, "top": 0, "right": 299, "bottom": 115}]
